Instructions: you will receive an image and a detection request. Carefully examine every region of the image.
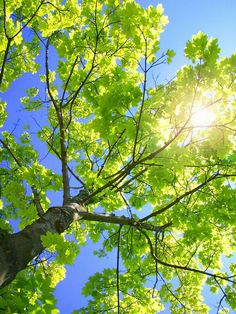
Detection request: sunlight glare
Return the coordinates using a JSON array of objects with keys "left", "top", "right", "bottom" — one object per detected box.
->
[{"left": 191, "top": 108, "right": 216, "bottom": 128}]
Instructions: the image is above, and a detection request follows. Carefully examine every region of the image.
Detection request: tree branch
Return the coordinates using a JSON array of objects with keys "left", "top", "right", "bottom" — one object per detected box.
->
[
  {"left": 0, "top": 139, "right": 44, "bottom": 217},
  {"left": 139, "top": 228, "right": 236, "bottom": 284},
  {"left": 140, "top": 172, "right": 236, "bottom": 222},
  {"left": 45, "top": 39, "right": 70, "bottom": 204},
  {"left": 132, "top": 30, "right": 148, "bottom": 161},
  {"left": 116, "top": 226, "right": 122, "bottom": 314},
  {"left": 53, "top": 204, "right": 172, "bottom": 233},
  {"left": 0, "top": 0, "right": 44, "bottom": 87}
]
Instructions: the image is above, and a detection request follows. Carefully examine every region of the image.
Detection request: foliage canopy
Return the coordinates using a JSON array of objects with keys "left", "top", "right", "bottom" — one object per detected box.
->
[{"left": 0, "top": 0, "right": 236, "bottom": 313}]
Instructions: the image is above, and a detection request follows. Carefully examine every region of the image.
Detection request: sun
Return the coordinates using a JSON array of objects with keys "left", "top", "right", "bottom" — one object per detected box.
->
[{"left": 191, "top": 107, "right": 216, "bottom": 128}]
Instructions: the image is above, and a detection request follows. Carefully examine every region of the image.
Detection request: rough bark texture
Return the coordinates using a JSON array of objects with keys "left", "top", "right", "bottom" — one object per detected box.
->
[{"left": 0, "top": 203, "right": 84, "bottom": 289}]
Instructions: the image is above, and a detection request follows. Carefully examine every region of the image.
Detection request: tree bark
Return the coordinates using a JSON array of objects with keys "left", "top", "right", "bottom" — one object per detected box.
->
[{"left": 0, "top": 203, "right": 83, "bottom": 289}]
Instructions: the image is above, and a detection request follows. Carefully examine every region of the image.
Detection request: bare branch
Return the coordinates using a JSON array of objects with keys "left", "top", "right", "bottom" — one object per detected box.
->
[{"left": 61, "top": 206, "right": 172, "bottom": 233}]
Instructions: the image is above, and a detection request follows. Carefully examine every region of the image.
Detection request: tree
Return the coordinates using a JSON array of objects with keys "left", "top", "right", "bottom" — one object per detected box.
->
[{"left": 0, "top": 0, "right": 236, "bottom": 312}]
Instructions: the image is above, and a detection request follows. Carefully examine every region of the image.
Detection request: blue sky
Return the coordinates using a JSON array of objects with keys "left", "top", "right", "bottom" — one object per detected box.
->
[{"left": 2, "top": 0, "right": 236, "bottom": 313}]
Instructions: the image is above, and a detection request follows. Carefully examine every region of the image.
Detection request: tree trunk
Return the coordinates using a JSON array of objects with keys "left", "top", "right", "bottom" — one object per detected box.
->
[{"left": 0, "top": 203, "right": 83, "bottom": 289}]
